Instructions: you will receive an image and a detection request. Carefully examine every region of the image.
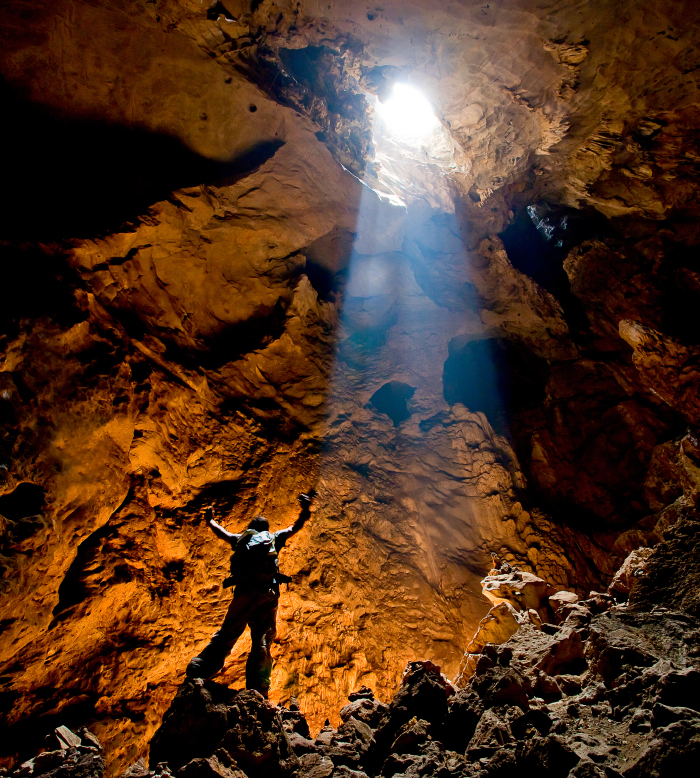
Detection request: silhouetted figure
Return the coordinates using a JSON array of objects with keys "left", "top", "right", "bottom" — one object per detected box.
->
[{"left": 186, "top": 492, "right": 315, "bottom": 696}]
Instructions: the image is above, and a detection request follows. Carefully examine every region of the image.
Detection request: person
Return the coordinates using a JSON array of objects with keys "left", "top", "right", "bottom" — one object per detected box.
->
[{"left": 186, "top": 492, "right": 315, "bottom": 696}]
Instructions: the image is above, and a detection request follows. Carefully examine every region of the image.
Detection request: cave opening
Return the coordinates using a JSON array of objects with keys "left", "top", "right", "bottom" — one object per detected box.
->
[
  {"left": 499, "top": 205, "right": 605, "bottom": 337},
  {"left": 374, "top": 83, "right": 441, "bottom": 141},
  {"left": 368, "top": 381, "right": 416, "bottom": 426},
  {"left": 442, "top": 338, "right": 547, "bottom": 436}
]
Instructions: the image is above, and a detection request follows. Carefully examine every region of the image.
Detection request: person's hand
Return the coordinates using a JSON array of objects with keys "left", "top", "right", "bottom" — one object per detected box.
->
[
  {"left": 298, "top": 490, "right": 316, "bottom": 510},
  {"left": 204, "top": 505, "right": 214, "bottom": 523}
]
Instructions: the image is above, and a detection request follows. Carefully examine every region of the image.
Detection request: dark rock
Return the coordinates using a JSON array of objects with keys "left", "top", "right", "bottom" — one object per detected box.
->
[
  {"left": 515, "top": 735, "right": 579, "bottom": 777},
  {"left": 149, "top": 680, "right": 234, "bottom": 772},
  {"left": 655, "top": 667, "right": 700, "bottom": 710},
  {"left": 533, "top": 672, "right": 562, "bottom": 702},
  {"left": 179, "top": 752, "right": 247, "bottom": 778},
  {"left": 471, "top": 666, "right": 529, "bottom": 711},
  {"left": 510, "top": 708, "right": 553, "bottom": 740},
  {"left": 389, "top": 718, "right": 431, "bottom": 756},
  {"left": 287, "top": 733, "right": 319, "bottom": 756},
  {"left": 367, "top": 661, "right": 452, "bottom": 770},
  {"left": 557, "top": 674, "right": 583, "bottom": 696},
  {"left": 339, "top": 698, "right": 388, "bottom": 729},
  {"left": 331, "top": 768, "right": 368, "bottom": 778},
  {"left": 18, "top": 750, "right": 106, "bottom": 778},
  {"left": 149, "top": 681, "right": 297, "bottom": 778},
  {"left": 629, "top": 509, "right": 700, "bottom": 617},
  {"left": 443, "top": 687, "right": 484, "bottom": 753},
  {"left": 217, "top": 691, "right": 299, "bottom": 778},
  {"left": 628, "top": 708, "right": 652, "bottom": 733},
  {"left": 332, "top": 719, "right": 373, "bottom": 752},
  {"left": 279, "top": 706, "right": 311, "bottom": 738},
  {"left": 297, "top": 753, "right": 334, "bottom": 778},
  {"left": 624, "top": 720, "right": 700, "bottom": 776},
  {"left": 347, "top": 688, "right": 375, "bottom": 702},
  {"left": 650, "top": 702, "right": 700, "bottom": 728}
]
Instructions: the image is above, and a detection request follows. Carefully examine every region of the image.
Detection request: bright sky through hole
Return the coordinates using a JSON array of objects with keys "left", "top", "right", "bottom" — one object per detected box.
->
[{"left": 375, "top": 83, "right": 441, "bottom": 140}]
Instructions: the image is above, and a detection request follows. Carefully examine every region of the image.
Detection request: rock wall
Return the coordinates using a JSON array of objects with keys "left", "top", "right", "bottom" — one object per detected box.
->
[{"left": 2, "top": 0, "right": 700, "bottom": 775}]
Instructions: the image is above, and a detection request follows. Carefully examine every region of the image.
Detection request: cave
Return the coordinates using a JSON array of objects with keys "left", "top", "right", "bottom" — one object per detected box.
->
[{"left": 1, "top": 1, "right": 700, "bottom": 777}]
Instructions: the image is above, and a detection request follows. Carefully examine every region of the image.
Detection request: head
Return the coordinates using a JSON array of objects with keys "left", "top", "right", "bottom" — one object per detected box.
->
[{"left": 248, "top": 515, "right": 269, "bottom": 532}]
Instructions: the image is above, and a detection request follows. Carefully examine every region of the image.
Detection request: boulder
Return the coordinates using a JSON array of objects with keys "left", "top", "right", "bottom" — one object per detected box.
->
[
  {"left": 149, "top": 681, "right": 298, "bottom": 778},
  {"left": 608, "top": 547, "right": 654, "bottom": 601},
  {"left": 481, "top": 571, "right": 556, "bottom": 613}
]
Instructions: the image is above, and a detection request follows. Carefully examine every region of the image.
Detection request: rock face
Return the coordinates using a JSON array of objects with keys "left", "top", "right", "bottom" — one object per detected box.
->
[{"left": 2, "top": 0, "right": 700, "bottom": 775}]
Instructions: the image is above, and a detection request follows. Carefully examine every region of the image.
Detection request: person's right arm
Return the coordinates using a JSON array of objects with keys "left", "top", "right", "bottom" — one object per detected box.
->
[{"left": 275, "top": 492, "right": 315, "bottom": 548}]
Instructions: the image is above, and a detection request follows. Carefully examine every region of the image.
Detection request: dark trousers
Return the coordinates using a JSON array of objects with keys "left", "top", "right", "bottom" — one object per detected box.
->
[{"left": 186, "top": 585, "right": 278, "bottom": 696}]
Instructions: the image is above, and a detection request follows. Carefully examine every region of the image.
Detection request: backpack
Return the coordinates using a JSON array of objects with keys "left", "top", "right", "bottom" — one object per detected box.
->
[{"left": 222, "top": 529, "right": 292, "bottom": 589}]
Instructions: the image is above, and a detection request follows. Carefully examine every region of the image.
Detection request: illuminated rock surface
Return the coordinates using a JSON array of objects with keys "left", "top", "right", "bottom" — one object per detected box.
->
[{"left": 1, "top": 0, "right": 700, "bottom": 774}]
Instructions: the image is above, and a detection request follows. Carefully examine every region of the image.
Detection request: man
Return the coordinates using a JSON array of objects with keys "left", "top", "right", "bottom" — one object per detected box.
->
[{"left": 186, "top": 492, "right": 315, "bottom": 697}]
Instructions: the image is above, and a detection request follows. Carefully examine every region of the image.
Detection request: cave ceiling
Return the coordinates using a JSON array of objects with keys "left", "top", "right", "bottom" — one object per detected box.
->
[{"left": 2, "top": 0, "right": 700, "bottom": 774}]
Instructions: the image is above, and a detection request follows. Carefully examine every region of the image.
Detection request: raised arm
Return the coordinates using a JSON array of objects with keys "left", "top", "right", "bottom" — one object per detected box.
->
[
  {"left": 275, "top": 491, "right": 316, "bottom": 547},
  {"left": 203, "top": 506, "right": 240, "bottom": 545}
]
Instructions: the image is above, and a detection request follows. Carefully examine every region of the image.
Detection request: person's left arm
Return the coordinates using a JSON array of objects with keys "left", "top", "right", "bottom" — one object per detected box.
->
[{"left": 203, "top": 506, "right": 241, "bottom": 546}]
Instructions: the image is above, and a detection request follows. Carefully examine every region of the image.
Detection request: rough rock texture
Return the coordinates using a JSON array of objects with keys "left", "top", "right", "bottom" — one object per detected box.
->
[{"left": 3, "top": 0, "right": 700, "bottom": 775}]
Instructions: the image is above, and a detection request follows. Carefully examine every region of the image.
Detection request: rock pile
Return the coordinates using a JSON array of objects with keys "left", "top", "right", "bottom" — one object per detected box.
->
[
  {"left": 9, "top": 594, "right": 700, "bottom": 778},
  {"left": 140, "top": 592, "right": 699, "bottom": 778},
  {"left": 9, "top": 726, "right": 104, "bottom": 778}
]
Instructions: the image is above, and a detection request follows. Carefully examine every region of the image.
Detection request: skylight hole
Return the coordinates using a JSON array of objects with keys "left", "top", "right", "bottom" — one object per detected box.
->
[{"left": 375, "top": 83, "right": 441, "bottom": 141}]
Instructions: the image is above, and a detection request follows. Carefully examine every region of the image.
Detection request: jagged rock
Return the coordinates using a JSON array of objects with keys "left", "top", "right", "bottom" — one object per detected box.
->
[
  {"left": 279, "top": 706, "right": 311, "bottom": 738},
  {"left": 630, "top": 508, "right": 700, "bottom": 617},
  {"left": 296, "top": 754, "right": 334, "bottom": 778},
  {"left": 607, "top": 547, "right": 654, "bottom": 601},
  {"left": 443, "top": 688, "right": 484, "bottom": 754},
  {"left": 13, "top": 750, "right": 105, "bottom": 778},
  {"left": 481, "top": 571, "right": 556, "bottom": 615},
  {"left": 549, "top": 591, "right": 580, "bottom": 623},
  {"left": 149, "top": 681, "right": 297, "bottom": 778},
  {"left": 347, "top": 688, "right": 374, "bottom": 702},
  {"left": 366, "top": 662, "right": 452, "bottom": 771},
  {"left": 149, "top": 681, "right": 235, "bottom": 772},
  {"left": 338, "top": 699, "right": 388, "bottom": 729},
  {"left": 498, "top": 624, "right": 587, "bottom": 686},
  {"left": 179, "top": 752, "right": 247, "bottom": 778},
  {"left": 471, "top": 666, "right": 530, "bottom": 711},
  {"left": 624, "top": 720, "right": 700, "bottom": 777},
  {"left": 118, "top": 758, "right": 150, "bottom": 778},
  {"left": 54, "top": 728, "right": 82, "bottom": 751},
  {"left": 286, "top": 733, "right": 318, "bottom": 756}
]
